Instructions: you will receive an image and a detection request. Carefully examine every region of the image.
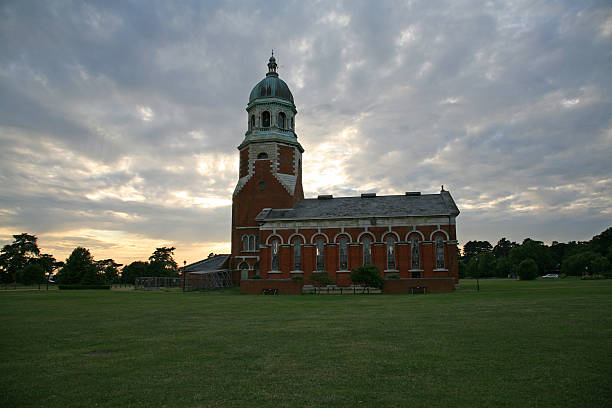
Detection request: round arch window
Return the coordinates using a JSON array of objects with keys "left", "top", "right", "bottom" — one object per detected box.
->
[{"left": 262, "top": 111, "right": 270, "bottom": 127}]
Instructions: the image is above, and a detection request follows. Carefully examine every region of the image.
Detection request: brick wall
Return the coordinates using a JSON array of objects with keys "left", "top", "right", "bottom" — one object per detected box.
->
[
  {"left": 240, "top": 279, "right": 303, "bottom": 295},
  {"left": 257, "top": 225, "right": 459, "bottom": 285},
  {"left": 239, "top": 148, "right": 249, "bottom": 178},
  {"left": 278, "top": 145, "right": 295, "bottom": 175}
]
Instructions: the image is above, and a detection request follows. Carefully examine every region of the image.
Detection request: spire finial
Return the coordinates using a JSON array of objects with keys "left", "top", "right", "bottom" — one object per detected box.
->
[{"left": 267, "top": 51, "right": 278, "bottom": 77}]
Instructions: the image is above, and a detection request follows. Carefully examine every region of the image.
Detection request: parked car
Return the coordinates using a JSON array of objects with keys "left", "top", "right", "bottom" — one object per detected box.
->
[{"left": 542, "top": 274, "right": 559, "bottom": 279}]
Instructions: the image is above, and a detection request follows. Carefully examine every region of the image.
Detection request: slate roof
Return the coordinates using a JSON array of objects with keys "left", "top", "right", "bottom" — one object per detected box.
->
[
  {"left": 183, "top": 254, "right": 230, "bottom": 273},
  {"left": 256, "top": 191, "right": 459, "bottom": 222}
]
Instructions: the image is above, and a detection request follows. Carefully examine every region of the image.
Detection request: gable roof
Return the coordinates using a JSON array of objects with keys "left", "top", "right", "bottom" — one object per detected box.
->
[
  {"left": 183, "top": 254, "right": 230, "bottom": 273},
  {"left": 256, "top": 191, "right": 459, "bottom": 222}
]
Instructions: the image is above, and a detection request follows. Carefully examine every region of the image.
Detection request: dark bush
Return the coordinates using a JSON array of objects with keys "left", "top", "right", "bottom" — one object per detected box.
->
[
  {"left": 310, "top": 272, "right": 334, "bottom": 286},
  {"left": 385, "top": 273, "right": 400, "bottom": 279},
  {"left": 250, "top": 274, "right": 262, "bottom": 280},
  {"left": 16, "top": 264, "right": 46, "bottom": 285},
  {"left": 351, "top": 265, "right": 384, "bottom": 289},
  {"left": 291, "top": 275, "right": 303, "bottom": 281}
]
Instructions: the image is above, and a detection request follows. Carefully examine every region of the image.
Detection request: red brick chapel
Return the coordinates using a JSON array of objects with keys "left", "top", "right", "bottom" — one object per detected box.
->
[{"left": 229, "top": 54, "right": 460, "bottom": 290}]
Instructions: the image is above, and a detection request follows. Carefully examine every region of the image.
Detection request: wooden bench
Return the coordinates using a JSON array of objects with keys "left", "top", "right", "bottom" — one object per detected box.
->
[
  {"left": 262, "top": 288, "right": 278, "bottom": 295},
  {"left": 410, "top": 286, "right": 427, "bottom": 294}
]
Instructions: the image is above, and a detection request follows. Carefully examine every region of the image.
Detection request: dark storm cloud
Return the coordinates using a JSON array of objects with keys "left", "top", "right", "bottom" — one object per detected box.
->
[{"left": 0, "top": 0, "right": 611, "bottom": 262}]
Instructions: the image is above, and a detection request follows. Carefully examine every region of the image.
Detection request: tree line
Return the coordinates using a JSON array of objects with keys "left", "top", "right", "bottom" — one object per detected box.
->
[
  {"left": 0, "top": 233, "right": 179, "bottom": 286},
  {"left": 459, "top": 227, "right": 612, "bottom": 280}
]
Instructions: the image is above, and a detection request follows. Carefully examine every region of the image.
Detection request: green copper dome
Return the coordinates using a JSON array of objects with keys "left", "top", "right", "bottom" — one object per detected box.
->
[
  {"left": 248, "top": 77, "right": 294, "bottom": 104},
  {"left": 248, "top": 54, "right": 294, "bottom": 105}
]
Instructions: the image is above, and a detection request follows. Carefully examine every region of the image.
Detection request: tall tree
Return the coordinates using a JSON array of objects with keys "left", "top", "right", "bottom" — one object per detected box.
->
[
  {"left": 96, "top": 259, "right": 122, "bottom": 284},
  {"left": 462, "top": 240, "right": 492, "bottom": 262},
  {"left": 37, "top": 253, "right": 63, "bottom": 278},
  {"left": 477, "top": 252, "right": 497, "bottom": 278},
  {"left": 148, "top": 247, "right": 179, "bottom": 277},
  {"left": 121, "top": 261, "right": 149, "bottom": 284},
  {"left": 56, "top": 247, "right": 102, "bottom": 284},
  {"left": 588, "top": 227, "right": 612, "bottom": 257},
  {"left": 509, "top": 239, "right": 554, "bottom": 275},
  {"left": 0, "top": 233, "right": 40, "bottom": 284},
  {"left": 493, "top": 238, "right": 517, "bottom": 259}
]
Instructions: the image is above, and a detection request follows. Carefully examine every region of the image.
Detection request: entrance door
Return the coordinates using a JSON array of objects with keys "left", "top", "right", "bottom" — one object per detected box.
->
[{"left": 239, "top": 262, "right": 249, "bottom": 280}]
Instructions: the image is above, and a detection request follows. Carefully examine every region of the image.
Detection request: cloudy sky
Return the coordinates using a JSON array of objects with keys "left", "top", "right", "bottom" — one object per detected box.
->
[{"left": 1, "top": 0, "right": 611, "bottom": 266}]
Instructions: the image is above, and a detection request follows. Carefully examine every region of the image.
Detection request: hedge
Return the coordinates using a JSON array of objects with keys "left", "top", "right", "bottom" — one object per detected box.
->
[{"left": 58, "top": 284, "right": 111, "bottom": 290}]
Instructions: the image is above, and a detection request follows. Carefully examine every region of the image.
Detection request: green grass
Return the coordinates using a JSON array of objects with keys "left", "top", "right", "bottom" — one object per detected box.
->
[{"left": 1, "top": 279, "right": 611, "bottom": 407}]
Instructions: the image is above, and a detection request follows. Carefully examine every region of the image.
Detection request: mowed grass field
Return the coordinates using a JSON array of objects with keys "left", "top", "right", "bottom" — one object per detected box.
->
[{"left": 1, "top": 280, "right": 611, "bottom": 407}]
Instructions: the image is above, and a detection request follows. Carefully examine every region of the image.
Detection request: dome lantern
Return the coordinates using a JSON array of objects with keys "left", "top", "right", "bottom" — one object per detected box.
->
[{"left": 266, "top": 50, "right": 278, "bottom": 78}]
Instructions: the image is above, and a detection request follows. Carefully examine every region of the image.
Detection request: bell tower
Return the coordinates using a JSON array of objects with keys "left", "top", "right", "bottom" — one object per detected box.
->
[{"left": 231, "top": 54, "right": 304, "bottom": 277}]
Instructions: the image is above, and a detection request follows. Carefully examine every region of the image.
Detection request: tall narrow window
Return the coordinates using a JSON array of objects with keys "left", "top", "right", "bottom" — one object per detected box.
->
[
  {"left": 251, "top": 115, "right": 255, "bottom": 129},
  {"left": 271, "top": 239, "right": 280, "bottom": 271},
  {"left": 248, "top": 235, "right": 255, "bottom": 251},
  {"left": 435, "top": 236, "right": 445, "bottom": 269},
  {"left": 262, "top": 111, "right": 270, "bottom": 127},
  {"left": 362, "top": 236, "right": 371, "bottom": 266},
  {"left": 293, "top": 237, "right": 302, "bottom": 270},
  {"left": 387, "top": 236, "right": 396, "bottom": 270},
  {"left": 339, "top": 237, "right": 348, "bottom": 270},
  {"left": 291, "top": 117, "right": 294, "bottom": 129},
  {"left": 255, "top": 235, "right": 259, "bottom": 250},
  {"left": 242, "top": 235, "right": 249, "bottom": 252},
  {"left": 411, "top": 236, "right": 420, "bottom": 269},
  {"left": 278, "top": 112, "right": 286, "bottom": 128},
  {"left": 315, "top": 238, "right": 325, "bottom": 271}
]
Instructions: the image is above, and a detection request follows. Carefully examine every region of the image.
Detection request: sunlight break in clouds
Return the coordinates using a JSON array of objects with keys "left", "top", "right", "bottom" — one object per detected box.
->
[
  {"left": 138, "top": 106, "right": 154, "bottom": 121},
  {"left": 172, "top": 191, "right": 232, "bottom": 209},
  {"left": 303, "top": 126, "right": 361, "bottom": 195}
]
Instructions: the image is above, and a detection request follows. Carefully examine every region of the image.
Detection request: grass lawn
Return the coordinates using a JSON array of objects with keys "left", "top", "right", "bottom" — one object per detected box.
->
[{"left": 1, "top": 279, "right": 611, "bottom": 407}]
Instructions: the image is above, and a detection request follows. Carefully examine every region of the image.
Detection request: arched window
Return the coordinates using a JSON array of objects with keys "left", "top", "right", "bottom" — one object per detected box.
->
[
  {"left": 262, "top": 111, "right": 270, "bottom": 127},
  {"left": 315, "top": 238, "right": 325, "bottom": 271},
  {"left": 251, "top": 115, "right": 255, "bottom": 129},
  {"left": 278, "top": 112, "right": 286, "bottom": 128},
  {"left": 248, "top": 235, "right": 255, "bottom": 251},
  {"left": 339, "top": 237, "right": 348, "bottom": 270},
  {"left": 291, "top": 117, "right": 294, "bottom": 129},
  {"left": 435, "top": 236, "right": 445, "bottom": 269},
  {"left": 362, "top": 236, "right": 371, "bottom": 266},
  {"left": 257, "top": 152, "right": 268, "bottom": 160},
  {"left": 293, "top": 237, "right": 302, "bottom": 270},
  {"left": 271, "top": 239, "right": 280, "bottom": 271},
  {"left": 387, "top": 236, "right": 396, "bottom": 270},
  {"left": 242, "top": 235, "right": 249, "bottom": 252},
  {"left": 411, "top": 236, "right": 420, "bottom": 269}
]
